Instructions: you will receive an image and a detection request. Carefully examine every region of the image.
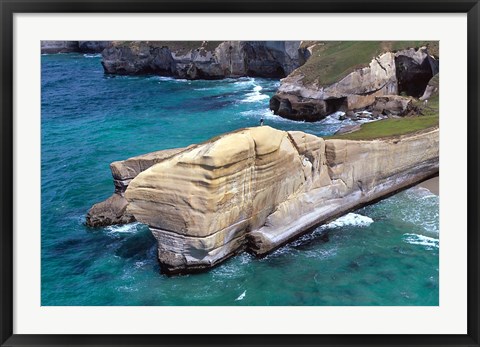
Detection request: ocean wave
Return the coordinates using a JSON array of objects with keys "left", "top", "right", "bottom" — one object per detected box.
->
[
  {"left": 403, "top": 233, "right": 439, "bottom": 249},
  {"left": 241, "top": 92, "right": 269, "bottom": 103},
  {"left": 321, "top": 213, "right": 374, "bottom": 230},
  {"left": 233, "top": 77, "right": 256, "bottom": 85},
  {"left": 83, "top": 53, "right": 102, "bottom": 58}
]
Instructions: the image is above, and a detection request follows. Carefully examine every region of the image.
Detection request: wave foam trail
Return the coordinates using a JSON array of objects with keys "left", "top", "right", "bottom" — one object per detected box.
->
[
  {"left": 83, "top": 53, "right": 102, "bottom": 58},
  {"left": 321, "top": 213, "right": 374, "bottom": 230},
  {"left": 104, "top": 222, "right": 141, "bottom": 234},
  {"left": 403, "top": 233, "right": 439, "bottom": 249}
]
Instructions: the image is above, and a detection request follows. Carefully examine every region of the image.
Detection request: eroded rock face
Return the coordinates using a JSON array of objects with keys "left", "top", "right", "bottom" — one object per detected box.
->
[
  {"left": 125, "top": 126, "right": 439, "bottom": 274},
  {"left": 86, "top": 193, "right": 134, "bottom": 227},
  {"left": 395, "top": 48, "right": 438, "bottom": 97},
  {"left": 101, "top": 41, "right": 302, "bottom": 79},
  {"left": 270, "top": 46, "right": 438, "bottom": 121},
  {"left": 369, "top": 95, "right": 416, "bottom": 117},
  {"left": 270, "top": 52, "right": 398, "bottom": 121},
  {"left": 85, "top": 147, "right": 186, "bottom": 227}
]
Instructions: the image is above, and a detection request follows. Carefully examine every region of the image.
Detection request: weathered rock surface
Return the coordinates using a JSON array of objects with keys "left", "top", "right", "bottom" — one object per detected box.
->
[
  {"left": 369, "top": 95, "right": 416, "bottom": 116},
  {"left": 101, "top": 41, "right": 302, "bottom": 79},
  {"left": 86, "top": 193, "right": 134, "bottom": 227},
  {"left": 270, "top": 45, "right": 438, "bottom": 121},
  {"left": 78, "top": 41, "right": 112, "bottom": 53},
  {"left": 41, "top": 41, "right": 112, "bottom": 54},
  {"left": 124, "top": 126, "right": 439, "bottom": 274},
  {"left": 85, "top": 147, "right": 186, "bottom": 227}
]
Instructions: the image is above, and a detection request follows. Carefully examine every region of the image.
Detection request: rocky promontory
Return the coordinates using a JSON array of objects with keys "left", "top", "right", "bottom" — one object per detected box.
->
[
  {"left": 269, "top": 41, "right": 439, "bottom": 121},
  {"left": 118, "top": 126, "right": 439, "bottom": 274},
  {"left": 101, "top": 41, "right": 303, "bottom": 79}
]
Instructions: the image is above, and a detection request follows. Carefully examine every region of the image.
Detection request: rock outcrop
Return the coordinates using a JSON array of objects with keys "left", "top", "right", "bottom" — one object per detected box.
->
[
  {"left": 101, "top": 41, "right": 302, "bottom": 79},
  {"left": 270, "top": 43, "right": 439, "bottom": 121},
  {"left": 41, "top": 41, "right": 112, "bottom": 54},
  {"left": 420, "top": 74, "right": 439, "bottom": 101},
  {"left": 369, "top": 95, "right": 416, "bottom": 117},
  {"left": 85, "top": 147, "right": 186, "bottom": 227},
  {"left": 124, "top": 126, "right": 439, "bottom": 274}
]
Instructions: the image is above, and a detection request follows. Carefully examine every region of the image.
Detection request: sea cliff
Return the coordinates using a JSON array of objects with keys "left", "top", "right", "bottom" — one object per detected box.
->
[
  {"left": 117, "top": 126, "right": 439, "bottom": 274},
  {"left": 269, "top": 42, "right": 439, "bottom": 121},
  {"left": 101, "top": 41, "right": 302, "bottom": 79}
]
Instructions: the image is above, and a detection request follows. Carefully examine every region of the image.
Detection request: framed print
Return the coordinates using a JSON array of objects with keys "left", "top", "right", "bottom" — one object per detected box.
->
[{"left": 1, "top": 1, "right": 479, "bottom": 346}]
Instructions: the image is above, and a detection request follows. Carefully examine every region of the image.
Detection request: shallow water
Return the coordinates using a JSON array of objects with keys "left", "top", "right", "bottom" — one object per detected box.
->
[{"left": 41, "top": 53, "right": 439, "bottom": 306}]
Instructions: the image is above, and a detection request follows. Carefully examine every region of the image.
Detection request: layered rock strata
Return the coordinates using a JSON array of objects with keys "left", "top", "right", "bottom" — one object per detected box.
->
[
  {"left": 270, "top": 46, "right": 439, "bottom": 121},
  {"left": 86, "top": 147, "right": 186, "bottom": 227},
  {"left": 101, "top": 41, "right": 302, "bottom": 79},
  {"left": 124, "top": 126, "right": 439, "bottom": 274}
]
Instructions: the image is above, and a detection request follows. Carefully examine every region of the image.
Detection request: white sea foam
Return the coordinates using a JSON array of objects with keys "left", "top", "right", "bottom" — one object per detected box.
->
[
  {"left": 403, "top": 233, "right": 439, "bottom": 249},
  {"left": 253, "top": 85, "right": 263, "bottom": 92},
  {"left": 83, "top": 53, "right": 102, "bottom": 58},
  {"left": 241, "top": 92, "right": 269, "bottom": 103},
  {"left": 321, "top": 213, "right": 374, "bottom": 229},
  {"left": 320, "top": 115, "right": 343, "bottom": 125},
  {"left": 155, "top": 76, "right": 175, "bottom": 82},
  {"left": 104, "top": 222, "right": 141, "bottom": 234},
  {"left": 235, "top": 290, "right": 246, "bottom": 301}
]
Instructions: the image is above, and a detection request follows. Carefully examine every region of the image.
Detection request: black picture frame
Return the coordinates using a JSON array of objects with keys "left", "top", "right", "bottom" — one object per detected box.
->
[{"left": 1, "top": 1, "right": 479, "bottom": 346}]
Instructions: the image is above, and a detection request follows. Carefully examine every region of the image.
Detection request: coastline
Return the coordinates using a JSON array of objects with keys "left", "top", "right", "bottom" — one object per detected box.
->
[{"left": 417, "top": 176, "right": 439, "bottom": 195}]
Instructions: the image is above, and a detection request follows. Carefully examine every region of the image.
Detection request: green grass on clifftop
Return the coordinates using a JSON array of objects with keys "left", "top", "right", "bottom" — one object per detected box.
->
[
  {"left": 329, "top": 114, "right": 438, "bottom": 141},
  {"left": 296, "top": 41, "right": 438, "bottom": 86}
]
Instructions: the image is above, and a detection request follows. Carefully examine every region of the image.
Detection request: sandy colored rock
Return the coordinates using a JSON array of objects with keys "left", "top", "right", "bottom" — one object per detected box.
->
[
  {"left": 86, "top": 146, "right": 187, "bottom": 227},
  {"left": 125, "top": 126, "right": 439, "bottom": 273}
]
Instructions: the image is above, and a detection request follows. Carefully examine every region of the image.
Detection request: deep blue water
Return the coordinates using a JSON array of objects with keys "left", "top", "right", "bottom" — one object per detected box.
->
[{"left": 41, "top": 53, "right": 439, "bottom": 306}]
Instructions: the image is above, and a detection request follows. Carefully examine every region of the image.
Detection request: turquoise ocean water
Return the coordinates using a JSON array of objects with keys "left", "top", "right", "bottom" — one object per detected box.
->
[{"left": 41, "top": 53, "right": 439, "bottom": 306}]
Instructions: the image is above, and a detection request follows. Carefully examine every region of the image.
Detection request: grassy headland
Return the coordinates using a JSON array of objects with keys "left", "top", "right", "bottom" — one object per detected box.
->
[{"left": 297, "top": 41, "right": 438, "bottom": 86}]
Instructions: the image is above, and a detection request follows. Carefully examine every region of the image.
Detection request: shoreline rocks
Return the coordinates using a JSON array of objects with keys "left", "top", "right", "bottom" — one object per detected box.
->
[{"left": 122, "top": 126, "right": 438, "bottom": 274}]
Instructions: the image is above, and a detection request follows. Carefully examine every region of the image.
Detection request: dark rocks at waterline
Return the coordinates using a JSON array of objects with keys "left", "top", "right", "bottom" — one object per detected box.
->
[
  {"left": 101, "top": 41, "right": 303, "bottom": 79},
  {"left": 85, "top": 193, "right": 135, "bottom": 227},
  {"left": 78, "top": 41, "right": 113, "bottom": 53},
  {"left": 41, "top": 41, "right": 113, "bottom": 54}
]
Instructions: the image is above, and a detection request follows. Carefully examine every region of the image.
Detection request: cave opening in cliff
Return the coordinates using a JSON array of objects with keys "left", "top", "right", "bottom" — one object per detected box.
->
[
  {"left": 395, "top": 55, "right": 436, "bottom": 98},
  {"left": 325, "top": 97, "right": 348, "bottom": 114}
]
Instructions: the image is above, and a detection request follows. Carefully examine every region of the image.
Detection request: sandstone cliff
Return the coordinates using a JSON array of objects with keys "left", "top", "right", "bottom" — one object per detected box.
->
[
  {"left": 270, "top": 41, "right": 439, "bottom": 121},
  {"left": 101, "top": 41, "right": 302, "bottom": 79},
  {"left": 86, "top": 147, "right": 186, "bottom": 227},
  {"left": 123, "top": 126, "right": 438, "bottom": 274}
]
